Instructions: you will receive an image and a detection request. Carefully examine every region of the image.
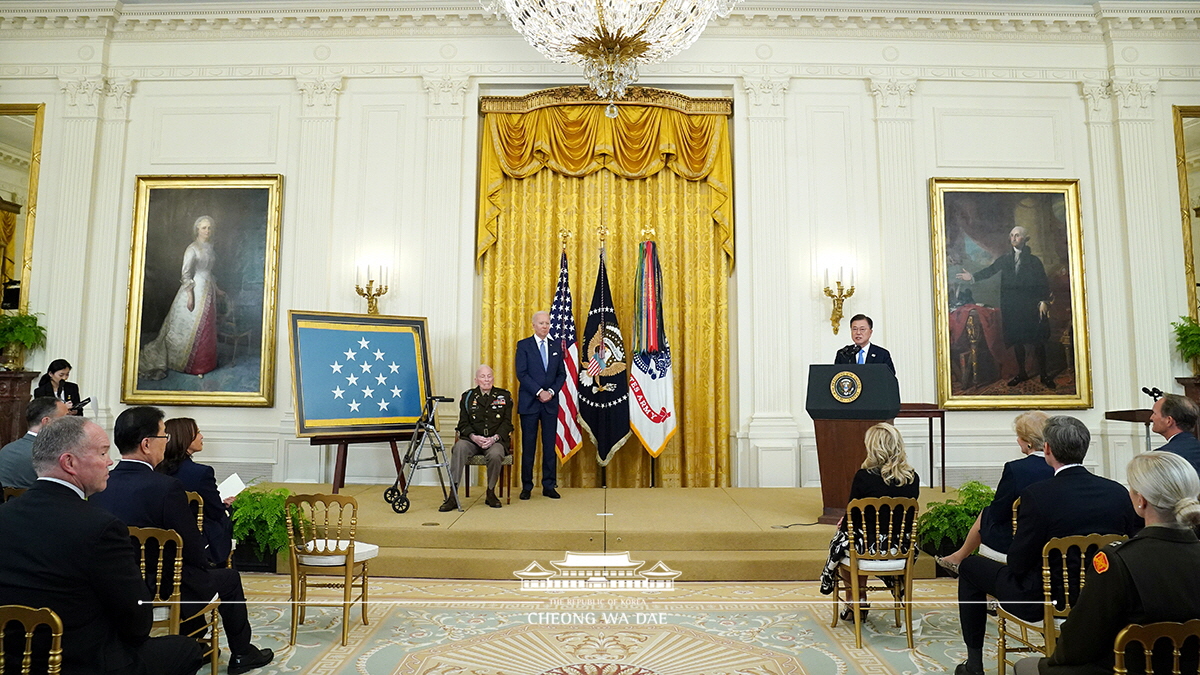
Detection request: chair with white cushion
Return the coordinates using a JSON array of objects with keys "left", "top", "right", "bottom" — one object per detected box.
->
[
  {"left": 285, "top": 494, "right": 378, "bottom": 646},
  {"left": 830, "top": 496, "right": 920, "bottom": 649},
  {"left": 979, "top": 496, "right": 1022, "bottom": 564}
]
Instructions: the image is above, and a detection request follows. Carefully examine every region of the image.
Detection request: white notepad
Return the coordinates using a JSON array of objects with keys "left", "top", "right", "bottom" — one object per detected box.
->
[{"left": 217, "top": 472, "right": 246, "bottom": 502}]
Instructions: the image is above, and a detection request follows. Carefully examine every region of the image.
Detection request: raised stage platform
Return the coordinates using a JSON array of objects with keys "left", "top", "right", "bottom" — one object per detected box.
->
[{"left": 264, "top": 484, "right": 945, "bottom": 581}]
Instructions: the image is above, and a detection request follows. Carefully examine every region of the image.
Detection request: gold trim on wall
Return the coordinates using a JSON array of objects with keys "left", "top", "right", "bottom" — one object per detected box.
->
[
  {"left": 480, "top": 86, "right": 733, "bottom": 115},
  {"left": 930, "top": 178, "right": 1091, "bottom": 410},
  {"left": 1175, "top": 106, "right": 1200, "bottom": 321},
  {"left": 121, "top": 174, "right": 283, "bottom": 407},
  {"left": 0, "top": 103, "right": 45, "bottom": 314}
]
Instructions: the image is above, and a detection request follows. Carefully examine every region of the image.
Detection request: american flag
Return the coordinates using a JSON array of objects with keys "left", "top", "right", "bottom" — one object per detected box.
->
[{"left": 549, "top": 251, "right": 583, "bottom": 461}]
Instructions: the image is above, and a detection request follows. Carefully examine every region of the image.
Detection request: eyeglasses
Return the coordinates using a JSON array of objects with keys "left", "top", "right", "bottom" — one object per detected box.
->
[{"left": 148, "top": 434, "right": 171, "bottom": 441}]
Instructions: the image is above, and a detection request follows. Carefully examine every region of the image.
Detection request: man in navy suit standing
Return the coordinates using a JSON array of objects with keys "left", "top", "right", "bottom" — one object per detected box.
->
[
  {"left": 1151, "top": 393, "right": 1200, "bottom": 477},
  {"left": 834, "top": 314, "right": 895, "bottom": 374},
  {"left": 515, "top": 310, "right": 567, "bottom": 500}
]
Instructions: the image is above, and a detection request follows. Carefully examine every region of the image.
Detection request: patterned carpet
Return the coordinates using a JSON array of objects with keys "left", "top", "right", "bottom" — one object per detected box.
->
[{"left": 228, "top": 575, "right": 1000, "bottom": 674}]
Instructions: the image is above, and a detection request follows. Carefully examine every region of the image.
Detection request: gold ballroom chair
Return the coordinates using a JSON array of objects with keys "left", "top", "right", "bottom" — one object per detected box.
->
[
  {"left": 996, "top": 533, "right": 1128, "bottom": 675},
  {"left": 830, "top": 497, "right": 920, "bottom": 649},
  {"left": 1, "top": 487, "right": 25, "bottom": 503},
  {"left": 127, "top": 526, "right": 220, "bottom": 675},
  {"left": 285, "top": 494, "right": 378, "bottom": 646},
  {"left": 185, "top": 491, "right": 205, "bottom": 532},
  {"left": 0, "top": 605, "right": 63, "bottom": 674},
  {"left": 1113, "top": 619, "right": 1200, "bottom": 675}
]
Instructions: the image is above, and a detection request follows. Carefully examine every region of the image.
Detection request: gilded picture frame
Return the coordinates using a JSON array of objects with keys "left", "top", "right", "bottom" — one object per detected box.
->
[
  {"left": 1174, "top": 106, "right": 1200, "bottom": 321},
  {"left": 121, "top": 175, "right": 283, "bottom": 407},
  {"left": 930, "top": 178, "right": 1091, "bottom": 410},
  {"left": 288, "top": 311, "right": 432, "bottom": 437}
]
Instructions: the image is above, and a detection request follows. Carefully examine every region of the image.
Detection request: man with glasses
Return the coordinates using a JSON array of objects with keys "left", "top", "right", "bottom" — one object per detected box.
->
[{"left": 90, "top": 406, "right": 274, "bottom": 674}]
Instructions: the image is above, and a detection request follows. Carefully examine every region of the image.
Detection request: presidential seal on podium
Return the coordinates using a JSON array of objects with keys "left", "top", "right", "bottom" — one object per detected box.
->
[{"left": 830, "top": 370, "right": 863, "bottom": 404}]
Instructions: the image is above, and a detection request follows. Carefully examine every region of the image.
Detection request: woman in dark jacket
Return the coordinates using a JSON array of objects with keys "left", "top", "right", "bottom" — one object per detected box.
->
[
  {"left": 32, "top": 359, "right": 81, "bottom": 412},
  {"left": 156, "top": 417, "right": 234, "bottom": 566}
]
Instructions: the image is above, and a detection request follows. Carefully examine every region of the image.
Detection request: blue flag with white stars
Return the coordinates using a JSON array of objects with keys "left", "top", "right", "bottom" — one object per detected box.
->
[{"left": 290, "top": 312, "right": 431, "bottom": 436}]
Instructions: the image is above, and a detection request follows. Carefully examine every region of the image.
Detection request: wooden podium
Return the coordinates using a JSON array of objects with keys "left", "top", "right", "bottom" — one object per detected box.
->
[{"left": 806, "top": 364, "right": 901, "bottom": 525}]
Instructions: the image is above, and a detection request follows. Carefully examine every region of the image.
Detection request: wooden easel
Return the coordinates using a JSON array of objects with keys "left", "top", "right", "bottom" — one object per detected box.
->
[{"left": 310, "top": 431, "right": 414, "bottom": 494}]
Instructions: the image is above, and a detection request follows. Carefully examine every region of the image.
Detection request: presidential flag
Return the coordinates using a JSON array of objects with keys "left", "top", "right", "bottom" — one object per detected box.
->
[
  {"left": 549, "top": 251, "right": 583, "bottom": 462},
  {"left": 578, "top": 246, "right": 631, "bottom": 466},
  {"left": 629, "top": 240, "right": 676, "bottom": 457}
]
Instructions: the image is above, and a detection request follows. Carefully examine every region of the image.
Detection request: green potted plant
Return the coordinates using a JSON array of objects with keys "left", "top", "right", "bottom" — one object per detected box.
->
[
  {"left": 1171, "top": 315, "right": 1200, "bottom": 376},
  {"left": 916, "top": 480, "right": 996, "bottom": 559},
  {"left": 230, "top": 485, "right": 293, "bottom": 573},
  {"left": 0, "top": 311, "right": 46, "bottom": 371}
]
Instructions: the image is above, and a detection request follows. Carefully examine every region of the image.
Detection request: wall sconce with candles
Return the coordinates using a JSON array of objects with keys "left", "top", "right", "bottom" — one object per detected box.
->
[
  {"left": 355, "top": 264, "right": 390, "bottom": 315},
  {"left": 822, "top": 267, "right": 855, "bottom": 334}
]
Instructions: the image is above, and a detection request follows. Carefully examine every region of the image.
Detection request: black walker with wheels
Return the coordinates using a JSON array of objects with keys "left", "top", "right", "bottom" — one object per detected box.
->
[{"left": 383, "top": 395, "right": 460, "bottom": 514}]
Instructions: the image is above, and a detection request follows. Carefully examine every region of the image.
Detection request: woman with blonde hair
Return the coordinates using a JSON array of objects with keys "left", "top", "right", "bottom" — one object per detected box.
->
[
  {"left": 937, "top": 411, "right": 1055, "bottom": 572},
  {"left": 1015, "top": 451, "right": 1200, "bottom": 675},
  {"left": 819, "top": 423, "right": 920, "bottom": 617}
]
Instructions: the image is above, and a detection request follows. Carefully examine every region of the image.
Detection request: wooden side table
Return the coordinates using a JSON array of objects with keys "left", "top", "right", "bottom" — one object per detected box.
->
[{"left": 0, "top": 371, "right": 36, "bottom": 447}]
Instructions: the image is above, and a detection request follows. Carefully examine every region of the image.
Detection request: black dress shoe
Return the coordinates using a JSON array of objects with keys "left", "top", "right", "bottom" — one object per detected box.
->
[
  {"left": 228, "top": 647, "right": 274, "bottom": 675},
  {"left": 1040, "top": 375, "right": 1056, "bottom": 390},
  {"left": 1007, "top": 374, "right": 1029, "bottom": 386},
  {"left": 954, "top": 662, "right": 984, "bottom": 675},
  {"left": 486, "top": 489, "right": 502, "bottom": 508},
  {"left": 543, "top": 488, "right": 561, "bottom": 499},
  {"left": 438, "top": 495, "right": 457, "bottom": 512},
  {"left": 519, "top": 489, "right": 531, "bottom": 500}
]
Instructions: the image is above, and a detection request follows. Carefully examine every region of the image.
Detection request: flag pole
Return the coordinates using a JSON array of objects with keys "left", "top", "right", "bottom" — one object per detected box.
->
[{"left": 640, "top": 227, "right": 658, "bottom": 488}]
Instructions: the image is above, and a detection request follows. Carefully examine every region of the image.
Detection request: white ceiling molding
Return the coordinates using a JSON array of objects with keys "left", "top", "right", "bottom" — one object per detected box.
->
[{"left": 0, "top": 1, "right": 1196, "bottom": 41}]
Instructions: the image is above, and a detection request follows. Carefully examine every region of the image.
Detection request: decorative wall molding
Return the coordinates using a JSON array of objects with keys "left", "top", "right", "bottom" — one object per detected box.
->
[
  {"left": 1112, "top": 78, "right": 1159, "bottom": 120},
  {"left": 869, "top": 77, "right": 916, "bottom": 118},
  {"left": 102, "top": 77, "right": 133, "bottom": 118},
  {"left": 743, "top": 76, "right": 789, "bottom": 111},
  {"left": 422, "top": 75, "right": 469, "bottom": 113},
  {"left": 1080, "top": 79, "right": 1113, "bottom": 125},
  {"left": 58, "top": 76, "right": 104, "bottom": 111},
  {"left": 0, "top": 143, "right": 31, "bottom": 171},
  {"left": 297, "top": 76, "right": 343, "bottom": 111}
]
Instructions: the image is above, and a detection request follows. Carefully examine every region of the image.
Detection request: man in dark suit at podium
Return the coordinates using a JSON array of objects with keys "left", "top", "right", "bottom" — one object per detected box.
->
[
  {"left": 835, "top": 314, "right": 895, "bottom": 374},
  {"left": 1151, "top": 393, "right": 1200, "bottom": 476}
]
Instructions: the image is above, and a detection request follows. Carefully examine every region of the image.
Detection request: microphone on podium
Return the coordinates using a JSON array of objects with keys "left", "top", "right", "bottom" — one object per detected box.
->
[{"left": 1141, "top": 386, "right": 1164, "bottom": 401}]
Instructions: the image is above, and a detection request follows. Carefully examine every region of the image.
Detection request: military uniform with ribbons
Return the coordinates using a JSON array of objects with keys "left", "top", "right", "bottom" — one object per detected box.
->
[
  {"left": 1038, "top": 525, "right": 1200, "bottom": 675},
  {"left": 444, "top": 386, "right": 514, "bottom": 509}
]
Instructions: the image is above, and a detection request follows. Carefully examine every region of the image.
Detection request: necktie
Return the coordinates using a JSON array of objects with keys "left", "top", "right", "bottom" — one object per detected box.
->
[
  {"left": 1014, "top": 251, "right": 1021, "bottom": 275},
  {"left": 857, "top": 348, "right": 866, "bottom": 365},
  {"left": 540, "top": 338, "right": 548, "bottom": 369}
]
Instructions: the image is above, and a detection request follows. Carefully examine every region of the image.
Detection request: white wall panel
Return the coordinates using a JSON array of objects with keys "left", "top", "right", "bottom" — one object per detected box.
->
[
  {"left": 934, "top": 108, "right": 1064, "bottom": 168},
  {"left": 152, "top": 108, "right": 279, "bottom": 164}
]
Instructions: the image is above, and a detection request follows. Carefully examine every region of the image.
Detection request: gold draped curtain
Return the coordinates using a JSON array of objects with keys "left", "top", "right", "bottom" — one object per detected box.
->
[{"left": 476, "top": 88, "right": 733, "bottom": 488}]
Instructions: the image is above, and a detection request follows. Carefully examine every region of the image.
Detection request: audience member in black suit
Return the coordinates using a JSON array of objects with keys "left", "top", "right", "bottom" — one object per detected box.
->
[
  {"left": 1150, "top": 393, "right": 1200, "bottom": 477},
  {"left": 953, "top": 415, "right": 1143, "bottom": 675},
  {"left": 0, "top": 415, "right": 202, "bottom": 675},
  {"left": 157, "top": 417, "right": 234, "bottom": 566},
  {"left": 937, "top": 411, "right": 1055, "bottom": 571},
  {"left": 0, "top": 396, "right": 69, "bottom": 489},
  {"left": 819, "top": 422, "right": 921, "bottom": 616},
  {"left": 1014, "top": 451, "right": 1200, "bottom": 675},
  {"left": 32, "top": 358, "right": 83, "bottom": 414},
  {"left": 89, "top": 406, "right": 274, "bottom": 675},
  {"left": 834, "top": 314, "right": 896, "bottom": 374}
]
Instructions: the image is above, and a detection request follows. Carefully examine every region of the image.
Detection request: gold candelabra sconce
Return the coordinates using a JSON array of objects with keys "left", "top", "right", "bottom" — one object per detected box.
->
[
  {"left": 355, "top": 264, "right": 390, "bottom": 315},
  {"left": 822, "top": 267, "right": 855, "bottom": 334}
]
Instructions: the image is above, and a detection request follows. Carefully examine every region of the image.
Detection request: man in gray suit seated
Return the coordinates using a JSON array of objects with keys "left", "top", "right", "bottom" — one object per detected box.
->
[{"left": 0, "top": 397, "right": 69, "bottom": 488}]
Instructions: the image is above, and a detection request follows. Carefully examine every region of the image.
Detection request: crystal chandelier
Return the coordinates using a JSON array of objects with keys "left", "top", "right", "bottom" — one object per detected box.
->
[{"left": 482, "top": 0, "right": 738, "bottom": 109}]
